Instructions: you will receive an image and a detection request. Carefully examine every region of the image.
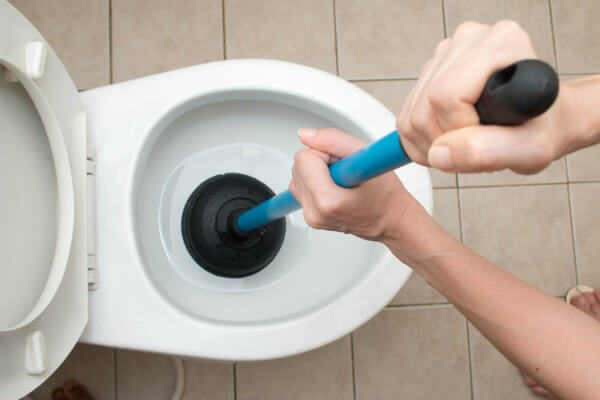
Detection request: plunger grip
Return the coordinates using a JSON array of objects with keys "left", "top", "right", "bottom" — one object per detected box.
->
[{"left": 236, "top": 59, "right": 558, "bottom": 233}]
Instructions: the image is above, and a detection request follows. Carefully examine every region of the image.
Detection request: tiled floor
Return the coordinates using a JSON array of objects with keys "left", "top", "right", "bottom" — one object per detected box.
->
[{"left": 10, "top": 0, "right": 600, "bottom": 399}]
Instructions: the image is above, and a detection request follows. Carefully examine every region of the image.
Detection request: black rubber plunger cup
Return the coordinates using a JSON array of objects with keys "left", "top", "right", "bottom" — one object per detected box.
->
[{"left": 181, "top": 173, "right": 285, "bottom": 278}]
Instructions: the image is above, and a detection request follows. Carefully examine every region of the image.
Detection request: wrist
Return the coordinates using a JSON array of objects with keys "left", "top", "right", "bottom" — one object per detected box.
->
[
  {"left": 380, "top": 201, "right": 459, "bottom": 268},
  {"left": 559, "top": 76, "right": 600, "bottom": 154}
]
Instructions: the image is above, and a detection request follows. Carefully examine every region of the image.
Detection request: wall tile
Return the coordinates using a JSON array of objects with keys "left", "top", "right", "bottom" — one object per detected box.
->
[
  {"left": 236, "top": 337, "right": 353, "bottom": 400},
  {"left": 9, "top": 0, "right": 109, "bottom": 89},
  {"left": 354, "top": 306, "right": 470, "bottom": 400},
  {"left": 570, "top": 183, "right": 600, "bottom": 287},
  {"left": 225, "top": 0, "right": 336, "bottom": 74},
  {"left": 460, "top": 185, "right": 575, "bottom": 296},
  {"left": 551, "top": 0, "right": 600, "bottom": 73},
  {"left": 336, "top": 0, "right": 444, "bottom": 79},
  {"left": 112, "top": 0, "right": 223, "bottom": 82}
]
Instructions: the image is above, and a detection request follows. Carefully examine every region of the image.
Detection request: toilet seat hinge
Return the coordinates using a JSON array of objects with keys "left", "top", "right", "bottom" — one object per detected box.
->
[{"left": 87, "top": 145, "right": 98, "bottom": 290}]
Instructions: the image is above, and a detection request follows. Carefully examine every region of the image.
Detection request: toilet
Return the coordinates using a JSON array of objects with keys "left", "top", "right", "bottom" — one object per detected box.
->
[{"left": 0, "top": 2, "right": 432, "bottom": 398}]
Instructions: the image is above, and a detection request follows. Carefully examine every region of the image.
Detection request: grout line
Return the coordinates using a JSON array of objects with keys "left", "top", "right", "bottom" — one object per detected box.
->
[
  {"left": 108, "top": 0, "right": 113, "bottom": 84},
  {"left": 466, "top": 323, "right": 475, "bottom": 400},
  {"left": 456, "top": 183, "right": 464, "bottom": 243},
  {"left": 560, "top": 72, "right": 600, "bottom": 77},
  {"left": 350, "top": 334, "right": 357, "bottom": 400},
  {"left": 349, "top": 77, "right": 418, "bottom": 82},
  {"left": 113, "top": 348, "right": 118, "bottom": 400},
  {"left": 332, "top": 0, "right": 340, "bottom": 76},
  {"left": 456, "top": 163, "right": 469, "bottom": 400},
  {"left": 561, "top": 180, "right": 600, "bottom": 186},
  {"left": 441, "top": 0, "right": 448, "bottom": 38},
  {"left": 563, "top": 156, "right": 579, "bottom": 285},
  {"left": 566, "top": 183, "right": 580, "bottom": 284},
  {"left": 547, "top": 0, "right": 559, "bottom": 72},
  {"left": 222, "top": 0, "right": 227, "bottom": 59},
  {"left": 456, "top": 181, "right": 573, "bottom": 190},
  {"left": 386, "top": 302, "right": 451, "bottom": 309},
  {"left": 233, "top": 362, "right": 237, "bottom": 400},
  {"left": 433, "top": 184, "right": 459, "bottom": 189}
]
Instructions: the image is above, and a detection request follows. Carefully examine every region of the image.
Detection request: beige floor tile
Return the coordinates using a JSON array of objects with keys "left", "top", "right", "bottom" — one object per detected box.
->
[
  {"left": 353, "top": 79, "right": 415, "bottom": 114},
  {"left": 112, "top": 0, "right": 223, "bottom": 82},
  {"left": 353, "top": 79, "right": 457, "bottom": 187},
  {"left": 460, "top": 185, "right": 576, "bottom": 296},
  {"left": 116, "top": 350, "right": 233, "bottom": 400},
  {"left": 182, "top": 359, "right": 234, "bottom": 400},
  {"left": 469, "top": 325, "right": 539, "bottom": 400},
  {"left": 354, "top": 306, "right": 470, "bottom": 400},
  {"left": 224, "top": 0, "right": 336, "bottom": 74},
  {"left": 458, "top": 158, "right": 567, "bottom": 187},
  {"left": 567, "top": 144, "right": 600, "bottom": 182},
  {"left": 392, "top": 188, "right": 460, "bottom": 305},
  {"left": 236, "top": 336, "right": 353, "bottom": 400},
  {"left": 444, "top": 0, "right": 555, "bottom": 67},
  {"left": 570, "top": 183, "right": 600, "bottom": 288},
  {"left": 431, "top": 188, "right": 462, "bottom": 240},
  {"left": 336, "top": 0, "right": 444, "bottom": 79},
  {"left": 30, "top": 344, "right": 115, "bottom": 400},
  {"left": 9, "top": 0, "right": 109, "bottom": 89},
  {"left": 430, "top": 168, "right": 458, "bottom": 188},
  {"left": 551, "top": 0, "right": 600, "bottom": 74}
]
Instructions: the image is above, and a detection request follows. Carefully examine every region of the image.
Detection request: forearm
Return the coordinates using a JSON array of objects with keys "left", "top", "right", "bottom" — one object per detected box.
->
[
  {"left": 384, "top": 206, "right": 600, "bottom": 399},
  {"left": 561, "top": 75, "right": 600, "bottom": 153}
]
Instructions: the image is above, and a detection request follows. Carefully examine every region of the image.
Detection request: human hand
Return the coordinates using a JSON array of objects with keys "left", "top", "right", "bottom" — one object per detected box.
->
[
  {"left": 289, "top": 128, "right": 425, "bottom": 241},
  {"left": 397, "top": 20, "right": 579, "bottom": 174}
]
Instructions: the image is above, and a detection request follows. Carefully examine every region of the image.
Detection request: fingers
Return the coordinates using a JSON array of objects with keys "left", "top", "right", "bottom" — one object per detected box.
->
[
  {"left": 430, "top": 22, "right": 536, "bottom": 131},
  {"left": 428, "top": 124, "right": 554, "bottom": 174},
  {"left": 290, "top": 148, "right": 347, "bottom": 230},
  {"left": 291, "top": 149, "right": 342, "bottom": 201},
  {"left": 298, "top": 128, "right": 366, "bottom": 159},
  {"left": 395, "top": 20, "right": 543, "bottom": 174}
]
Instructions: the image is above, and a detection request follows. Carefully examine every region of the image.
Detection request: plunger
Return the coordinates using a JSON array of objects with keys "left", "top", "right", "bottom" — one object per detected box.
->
[{"left": 182, "top": 59, "right": 559, "bottom": 278}]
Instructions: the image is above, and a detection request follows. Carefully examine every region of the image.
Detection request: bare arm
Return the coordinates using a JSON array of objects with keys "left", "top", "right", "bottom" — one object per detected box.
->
[
  {"left": 383, "top": 206, "right": 600, "bottom": 400},
  {"left": 288, "top": 21, "right": 600, "bottom": 400}
]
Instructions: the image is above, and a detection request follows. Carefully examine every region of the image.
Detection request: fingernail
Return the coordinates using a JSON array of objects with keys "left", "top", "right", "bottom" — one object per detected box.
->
[
  {"left": 428, "top": 146, "right": 455, "bottom": 171},
  {"left": 298, "top": 128, "right": 317, "bottom": 139}
]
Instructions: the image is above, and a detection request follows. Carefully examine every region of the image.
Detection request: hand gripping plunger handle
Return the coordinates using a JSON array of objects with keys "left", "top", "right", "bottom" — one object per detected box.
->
[{"left": 236, "top": 59, "right": 559, "bottom": 233}]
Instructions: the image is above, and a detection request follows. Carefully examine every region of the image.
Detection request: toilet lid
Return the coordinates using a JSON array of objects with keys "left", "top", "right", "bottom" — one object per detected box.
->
[{"left": 0, "top": 1, "right": 88, "bottom": 398}]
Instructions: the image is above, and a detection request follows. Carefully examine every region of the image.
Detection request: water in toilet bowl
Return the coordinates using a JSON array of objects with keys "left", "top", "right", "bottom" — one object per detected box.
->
[{"left": 133, "top": 91, "right": 382, "bottom": 324}]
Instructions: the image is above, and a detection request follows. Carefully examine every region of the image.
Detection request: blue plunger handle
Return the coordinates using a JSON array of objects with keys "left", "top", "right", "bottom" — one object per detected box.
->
[
  {"left": 236, "top": 59, "right": 559, "bottom": 233},
  {"left": 236, "top": 131, "right": 409, "bottom": 232}
]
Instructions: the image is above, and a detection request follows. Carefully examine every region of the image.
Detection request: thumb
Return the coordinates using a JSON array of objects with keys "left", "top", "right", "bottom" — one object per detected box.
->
[
  {"left": 427, "top": 125, "right": 550, "bottom": 174},
  {"left": 298, "top": 128, "right": 367, "bottom": 159}
]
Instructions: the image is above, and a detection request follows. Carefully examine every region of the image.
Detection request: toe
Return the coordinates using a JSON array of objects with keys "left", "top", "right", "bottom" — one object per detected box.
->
[
  {"left": 521, "top": 371, "right": 538, "bottom": 387},
  {"left": 531, "top": 385, "right": 556, "bottom": 399},
  {"left": 52, "top": 388, "right": 69, "bottom": 400},
  {"left": 62, "top": 379, "right": 95, "bottom": 400},
  {"left": 524, "top": 375, "right": 538, "bottom": 387},
  {"left": 570, "top": 292, "right": 590, "bottom": 312},
  {"left": 588, "top": 291, "right": 600, "bottom": 319}
]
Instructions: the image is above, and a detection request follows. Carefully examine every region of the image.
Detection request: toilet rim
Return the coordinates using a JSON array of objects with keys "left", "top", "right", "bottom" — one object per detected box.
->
[
  {"left": 0, "top": 56, "right": 75, "bottom": 332},
  {"left": 83, "top": 59, "right": 427, "bottom": 360}
]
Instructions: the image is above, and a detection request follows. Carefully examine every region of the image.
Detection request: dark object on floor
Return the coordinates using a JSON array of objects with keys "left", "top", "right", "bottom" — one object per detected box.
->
[{"left": 51, "top": 379, "right": 95, "bottom": 400}]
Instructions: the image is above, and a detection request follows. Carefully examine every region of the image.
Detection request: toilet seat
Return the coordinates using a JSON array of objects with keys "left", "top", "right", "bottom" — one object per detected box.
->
[{"left": 0, "top": 1, "right": 88, "bottom": 398}]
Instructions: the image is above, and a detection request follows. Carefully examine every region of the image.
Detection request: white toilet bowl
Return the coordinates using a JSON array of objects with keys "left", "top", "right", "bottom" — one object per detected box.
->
[{"left": 0, "top": 2, "right": 432, "bottom": 398}]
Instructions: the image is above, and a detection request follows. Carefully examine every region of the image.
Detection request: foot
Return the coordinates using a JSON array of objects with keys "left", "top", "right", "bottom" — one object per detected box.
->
[
  {"left": 523, "top": 289, "right": 600, "bottom": 398},
  {"left": 51, "top": 379, "right": 94, "bottom": 400}
]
